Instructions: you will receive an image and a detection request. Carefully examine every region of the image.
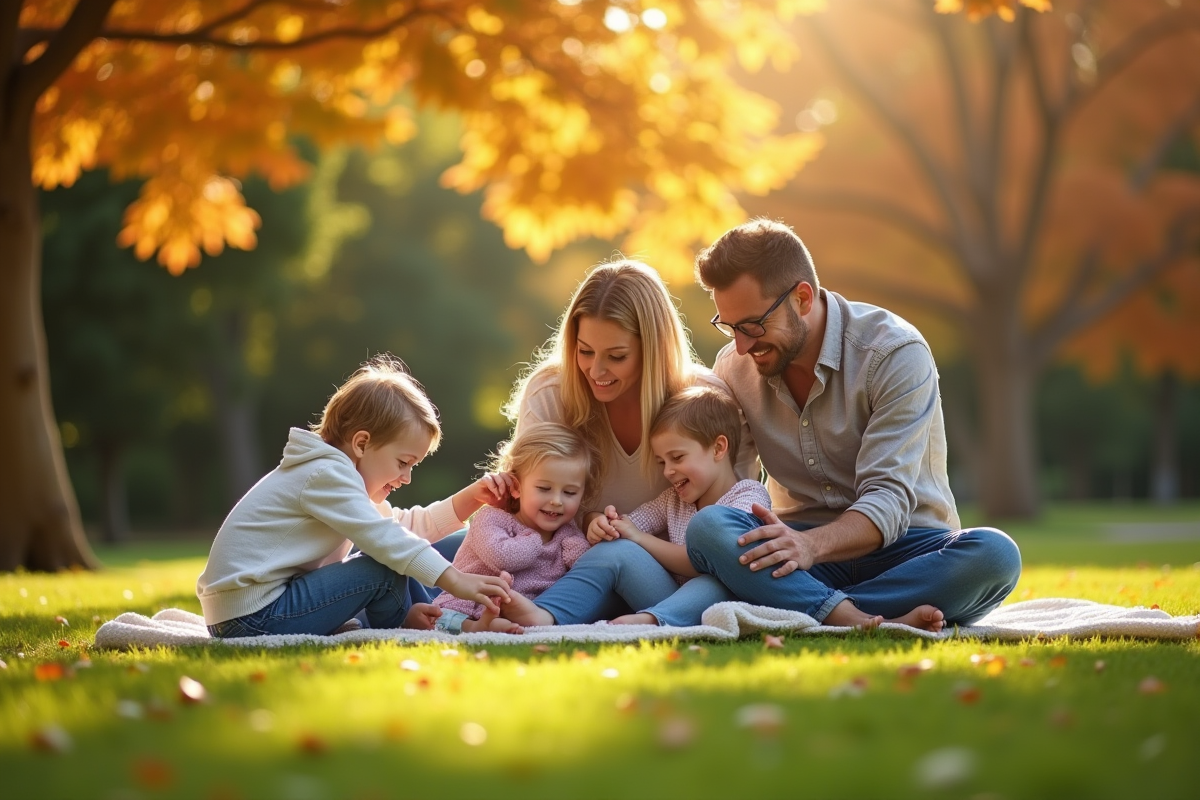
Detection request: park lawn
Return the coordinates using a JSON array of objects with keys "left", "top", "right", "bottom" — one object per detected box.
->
[{"left": 1, "top": 505, "right": 1198, "bottom": 800}]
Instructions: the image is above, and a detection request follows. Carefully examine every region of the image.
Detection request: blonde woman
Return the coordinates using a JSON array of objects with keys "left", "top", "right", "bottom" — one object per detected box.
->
[{"left": 499, "top": 259, "right": 757, "bottom": 626}]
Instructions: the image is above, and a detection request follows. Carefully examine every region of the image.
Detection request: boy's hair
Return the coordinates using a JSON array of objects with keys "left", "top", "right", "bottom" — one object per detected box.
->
[
  {"left": 695, "top": 217, "right": 820, "bottom": 299},
  {"left": 650, "top": 386, "right": 742, "bottom": 458},
  {"left": 313, "top": 354, "right": 441, "bottom": 452},
  {"left": 492, "top": 422, "right": 593, "bottom": 502}
]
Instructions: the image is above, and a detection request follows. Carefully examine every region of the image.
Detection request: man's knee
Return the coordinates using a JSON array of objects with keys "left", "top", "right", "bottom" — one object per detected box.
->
[{"left": 963, "top": 527, "right": 1022, "bottom": 585}]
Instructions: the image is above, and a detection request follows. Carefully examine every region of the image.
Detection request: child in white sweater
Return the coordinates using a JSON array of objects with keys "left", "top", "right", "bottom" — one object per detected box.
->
[{"left": 197, "top": 355, "right": 513, "bottom": 637}]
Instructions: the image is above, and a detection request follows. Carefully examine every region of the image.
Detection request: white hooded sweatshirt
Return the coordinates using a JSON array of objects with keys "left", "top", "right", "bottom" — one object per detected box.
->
[{"left": 197, "top": 428, "right": 458, "bottom": 625}]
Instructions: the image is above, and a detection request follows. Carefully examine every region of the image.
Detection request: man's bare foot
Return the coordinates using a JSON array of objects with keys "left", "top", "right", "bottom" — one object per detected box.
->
[
  {"left": 886, "top": 605, "right": 945, "bottom": 632},
  {"left": 499, "top": 588, "right": 555, "bottom": 627},
  {"left": 403, "top": 602, "right": 441, "bottom": 630},
  {"left": 462, "top": 608, "right": 524, "bottom": 634},
  {"left": 610, "top": 612, "right": 658, "bottom": 626}
]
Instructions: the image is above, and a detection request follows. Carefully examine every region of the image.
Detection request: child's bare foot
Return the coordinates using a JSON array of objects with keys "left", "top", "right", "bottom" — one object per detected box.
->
[
  {"left": 462, "top": 608, "right": 525, "bottom": 634},
  {"left": 886, "top": 605, "right": 945, "bottom": 632},
  {"left": 403, "top": 603, "right": 441, "bottom": 630},
  {"left": 499, "top": 588, "right": 555, "bottom": 627},
  {"left": 610, "top": 612, "right": 658, "bottom": 626}
]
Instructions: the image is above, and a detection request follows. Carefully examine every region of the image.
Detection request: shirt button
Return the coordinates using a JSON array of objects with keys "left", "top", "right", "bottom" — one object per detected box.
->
[
  {"left": 824, "top": 484, "right": 832, "bottom": 491},
  {"left": 801, "top": 418, "right": 809, "bottom": 427},
  {"left": 807, "top": 458, "right": 815, "bottom": 465}
]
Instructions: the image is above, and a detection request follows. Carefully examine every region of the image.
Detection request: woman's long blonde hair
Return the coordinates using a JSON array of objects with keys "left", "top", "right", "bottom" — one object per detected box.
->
[{"left": 505, "top": 259, "right": 698, "bottom": 487}]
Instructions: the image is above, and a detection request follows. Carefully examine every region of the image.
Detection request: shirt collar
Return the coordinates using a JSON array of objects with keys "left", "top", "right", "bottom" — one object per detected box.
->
[{"left": 816, "top": 288, "right": 843, "bottom": 373}]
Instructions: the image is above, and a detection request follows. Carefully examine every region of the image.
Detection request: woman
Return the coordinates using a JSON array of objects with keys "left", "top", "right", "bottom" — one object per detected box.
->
[{"left": 501, "top": 259, "right": 757, "bottom": 625}]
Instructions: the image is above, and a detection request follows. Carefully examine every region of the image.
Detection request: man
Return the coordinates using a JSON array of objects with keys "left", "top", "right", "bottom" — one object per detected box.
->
[{"left": 687, "top": 219, "right": 1020, "bottom": 630}]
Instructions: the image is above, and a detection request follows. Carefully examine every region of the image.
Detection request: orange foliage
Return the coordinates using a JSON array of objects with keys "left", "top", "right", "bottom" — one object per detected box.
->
[
  {"left": 23, "top": 0, "right": 826, "bottom": 276},
  {"left": 750, "top": 0, "right": 1200, "bottom": 377}
]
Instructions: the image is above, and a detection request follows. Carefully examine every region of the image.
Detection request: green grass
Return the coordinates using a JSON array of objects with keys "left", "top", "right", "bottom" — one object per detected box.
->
[{"left": 2, "top": 505, "right": 1199, "bottom": 799}]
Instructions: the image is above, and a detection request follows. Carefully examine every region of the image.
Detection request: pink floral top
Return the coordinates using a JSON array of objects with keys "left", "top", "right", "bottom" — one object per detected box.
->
[
  {"left": 434, "top": 505, "right": 591, "bottom": 619},
  {"left": 625, "top": 479, "right": 772, "bottom": 584}
]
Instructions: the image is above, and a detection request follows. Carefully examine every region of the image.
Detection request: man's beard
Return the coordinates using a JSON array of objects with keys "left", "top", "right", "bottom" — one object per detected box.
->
[{"left": 755, "top": 303, "right": 808, "bottom": 378}]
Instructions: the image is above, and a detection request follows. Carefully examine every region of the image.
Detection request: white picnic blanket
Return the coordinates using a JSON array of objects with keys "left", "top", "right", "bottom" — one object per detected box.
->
[{"left": 92, "top": 598, "right": 1199, "bottom": 650}]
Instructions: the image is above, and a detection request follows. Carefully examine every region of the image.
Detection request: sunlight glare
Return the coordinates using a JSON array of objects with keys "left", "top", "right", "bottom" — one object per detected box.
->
[
  {"left": 604, "top": 7, "right": 635, "bottom": 33},
  {"left": 642, "top": 8, "right": 668, "bottom": 29}
]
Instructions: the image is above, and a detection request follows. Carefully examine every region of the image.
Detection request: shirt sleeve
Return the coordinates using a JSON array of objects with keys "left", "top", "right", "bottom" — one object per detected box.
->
[
  {"left": 300, "top": 464, "right": 451, "bottom": 587},
  {"left": 850, "top": 341, "right": 939, "bottom": 546},
  {"left": 625, "top": 489, "right": 671, "bottom": 537},
  {"left": 462, "top": 507, "right": 546, "bottom": 573},
  {"left": 558, "top": 523, "right": 592, "bottom": 569},
  {"left": 708, "top": 358, "right": 761, "bottom": 482},
  {"left": 515, "top": 372, "right": 564, "bottom": 430},
  {"left": 723, "top": 480, "right": 773, "bottom": 515},
  {"left": 378, "top": 497, "right": 464, "bottom": 543}
]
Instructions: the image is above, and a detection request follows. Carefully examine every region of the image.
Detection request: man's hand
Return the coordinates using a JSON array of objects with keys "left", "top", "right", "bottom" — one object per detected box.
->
[
  {"left": 435, "top": 567, "right": 511, "bottom": 614},
  {"left": 737, "top": 504, "right": 818, "bottom": 578},
  {"left": 586, "top": 505, "right": 621, "bottom": 544}
]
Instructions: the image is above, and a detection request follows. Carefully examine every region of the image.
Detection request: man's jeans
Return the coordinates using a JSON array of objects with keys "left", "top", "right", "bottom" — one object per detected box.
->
[
  {"left": 686, "top": 506, "right": 1021, "bottom": 625},
  {"left": 207, "top": 552, "right": 433, "bottom": 638},
  {"left": 533, "top": 539, "right": 737, "bottom": 626}
]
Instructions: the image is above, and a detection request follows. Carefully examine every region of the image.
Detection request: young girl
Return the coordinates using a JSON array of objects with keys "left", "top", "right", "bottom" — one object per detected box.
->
[
  {"left": 503, "top": 386, "right": 770, "bottom": 628},
  {"left": 433, "top": 422, "right": 592, "bottom": 633},
  {"left": 197, "top": 355, "right": 513, "bottom": 638}
]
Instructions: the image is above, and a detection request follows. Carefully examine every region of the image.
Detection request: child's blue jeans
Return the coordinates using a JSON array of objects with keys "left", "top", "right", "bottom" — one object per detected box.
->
[
  {"left": 207, "top": 552, "right": 433, "bottom": 638},
  {"left": 533, "top": 539, "right": 736, "bottom": 626}
]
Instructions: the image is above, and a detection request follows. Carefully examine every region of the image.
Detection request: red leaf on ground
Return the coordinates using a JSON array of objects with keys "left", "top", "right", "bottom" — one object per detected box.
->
[
  {"left": 57, "top": 639, "right": 70, "bottom": 648},
  {"left": 1138, "top": 676, "right": 1166, "bottom": 694},
  {"left": 34, "top": 663, "right": 65, "bottom": 681},
  {"left": 665, "top": 649, "right": 682, "bottom": 662},
  {"left": 954, "top": 684, "right": 981, "bottom": 705},
  {"left": 132, "top": 756, "right": 176, "bottom": 789},
  {"left": 1048, "top": 655, "right": 1067, "bottom": 668},
  {"left": 298, "top": 733, "right": 328, "bottom": 754},
  {"left": 248, "top": 671, "right": 267, "bottom": 683}
]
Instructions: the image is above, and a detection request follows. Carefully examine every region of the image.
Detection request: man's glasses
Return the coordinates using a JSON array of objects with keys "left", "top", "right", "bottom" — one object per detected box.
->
[{"left": 710, "top": 282, "right": 800, "bottom": 339}]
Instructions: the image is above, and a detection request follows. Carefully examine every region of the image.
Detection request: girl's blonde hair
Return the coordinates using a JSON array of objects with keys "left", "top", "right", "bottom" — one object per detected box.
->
[
  {"left": 491, "top": 422, "right": 593, "bottom": 507},
  {"left": 313, "top": 354, "right": 441, "bottom": 452},
  {"left": 505, "top": 260, "right": 698, "bottom": 486}
]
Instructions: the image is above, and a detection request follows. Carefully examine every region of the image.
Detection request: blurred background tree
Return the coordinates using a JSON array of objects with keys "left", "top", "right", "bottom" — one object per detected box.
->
[
  {"left": 747, "top": 0, "right": 1200, "bottom": 519},
  {"left": 5, "top": 0, "right": 817, "bottom": 570}
]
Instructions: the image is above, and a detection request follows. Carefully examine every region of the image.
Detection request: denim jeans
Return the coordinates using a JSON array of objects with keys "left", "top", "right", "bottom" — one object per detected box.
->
[
  {"left": 207, "top": 552, "right": 434, "bottom": 638},
  {"left": 686, "top": 506, "right": 1021, "bottom": 625},
  {"left": 532, "top": 538, "right": 738, "bottom": 626}
]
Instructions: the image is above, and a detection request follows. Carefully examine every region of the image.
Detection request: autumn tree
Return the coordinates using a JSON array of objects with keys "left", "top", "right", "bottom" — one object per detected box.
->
[
  {"left": 749, "top": 0, "right": 1200, "bottom": 518},
  {"left": 2, "top": 0, "right": 827, "bottom": 570}
]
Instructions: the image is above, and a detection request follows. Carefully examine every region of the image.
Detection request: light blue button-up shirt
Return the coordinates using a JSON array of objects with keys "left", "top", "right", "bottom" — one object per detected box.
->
[{"left": 714, "top": 289, "right": 960, "bottom": 546}]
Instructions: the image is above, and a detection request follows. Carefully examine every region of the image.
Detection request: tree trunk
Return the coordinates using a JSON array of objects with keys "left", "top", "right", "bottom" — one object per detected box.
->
[
  {"left": 207, "top": 311, "right": 262, "bottom": 507},
  {"left": 970, "top": 316, "right": 1040, "bottom": 520},
  {"left": 1150, "top": 371, "right": 1179, "bottom": 505},
  {"left": 0, "top": 114, "right": 98, "bottom": 570},
  {"left": 97, "top": 439, "right": 130, "bottom": 543}
]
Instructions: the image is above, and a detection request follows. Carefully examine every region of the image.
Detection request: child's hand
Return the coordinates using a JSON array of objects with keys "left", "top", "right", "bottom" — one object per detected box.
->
[
  {"left": 610, "top": 516, "right": 646, "bottom": 543},
  {"left": 435, "top": 567, "right": 512, "bottom": 615},
  {"left": 586, "top": 505, "right": 621, "bottom": 544},
  {"left": 475, "top": 471, "right": 519, "bottom": 509}
]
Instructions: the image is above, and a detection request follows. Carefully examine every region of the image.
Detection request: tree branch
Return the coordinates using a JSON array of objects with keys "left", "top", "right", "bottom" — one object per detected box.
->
[
  {"left": 94, "top": 4, "right": 441, "bottom": 52},
  {"left": 802, "top": 14, "right": 985, "bottom": 291},
  {"left": 14, "top": 0, "right": 118, "bottom": 117},
  {"left": 980, "top": 15, "right": 1015, "bottom": 255},
  {"left": 783, "top": 186, "right": 957, "bottom": 256},
  {"left": 927, "top": 4, "right": 976, "bottom": 182},
  {"left": 1130, "top": 92, "right": 1200, "bottom": 191},
  {"left": 829, "top": 264, "right": 970, "bottom": 327},
  {"left": 1029, "top": 210, "right": 1200, "bottom": 366},
  {"left": 1, "top": 0, "right": 20, "bottom": 132}
]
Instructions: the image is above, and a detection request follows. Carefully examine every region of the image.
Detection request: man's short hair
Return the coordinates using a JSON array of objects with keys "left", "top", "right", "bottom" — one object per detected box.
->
[
  {"left": 694, "top": 218, "right": 819, "bottom": 298},
  {"left": 650, "top": 386, "right": 742, "bottom": 458}
]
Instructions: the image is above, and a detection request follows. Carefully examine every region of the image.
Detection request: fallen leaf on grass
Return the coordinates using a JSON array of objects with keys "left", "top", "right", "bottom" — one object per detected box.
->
[
  {"left": 1049, "top": 655, "right": 1067, "bottom": 668},
  {"left": 572, "top": 650, "right": 592, "bottom": 662},
  {"left": 248, "top": 670, "right": 267, "bottom": 683},
  {"left": 474, "top": 650, "right": 489, "bottom": 661},
  {"left": 953, "top": 683, "right": 981, "bottom": 705},
  {"left": 128, "top": 662, "right": 150, "bottom": 675},
  {"left": 531, "top": 644, "right": 551, "bottom": 654},
  {"left": 440, "top": 649, "right": 460, "bottom": 658},
  {"left": 179, "top": 676, "right": 207, "bottom": 704},
  {"left": 35, "top": 662, "right": 66, "bottom": 681},
  {"left": 0, "top": 659, "right": 7, "bottom": 670},
  {"left": 763, "top": 635, "right": 784, "bottom": 649},
  {"left": 1138, "top": 676, "right": 1166, "bottom": 694},
  {"left": 345, "top": 652, "right": 363, "bottom": 664},
  {"left": 460, "top": 722, "right": 487, "bottom": 746},
  {"left": 57, "top": 639, "right": 70, "bottom": 649},
  {"left": 399, "top": 659, "right": 420, "bottom": 671},
  {"left": 132, "top": 756, "right": 176, "bottom": 789},
  {"left": 54, "top": 616, "right": 69, "bottom": 627},
  {"left": 615, "top": 693, "right": 637, "bottom": 713},
  {"left": 298, "top": 733, "right": 328, "bottom": 755},
  {"left": 665, "top": 649, "right": 682, "bottom": 662},
  {"left": 1019, "top": 658, "right": 1037, "bottom": 667},
  {"left": 914, "top": 746, "right": 976, "bottom": 789},
  {"left": 735, "top": 703, "right": 785, "bottom": 737},
  {"left": 985, "top": 658, "right": 1007, "bottom": 677},
  {"left": 1094, "top": 660, "right": 1106, "bottom": 673},
  {"left": 30, "top": 725, "right": 72, "bottom": 753},
  {"left": 688, "top": 645, "right": 707, "bottom": 653},
  {"left": 657, "top": 716, "right": 696, "bottom": 750}
]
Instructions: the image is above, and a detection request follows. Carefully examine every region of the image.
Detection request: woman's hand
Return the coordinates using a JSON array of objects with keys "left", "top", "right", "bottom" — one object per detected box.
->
[{"left": 586, "top": 505, "right": 621, "bottom": 544}]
